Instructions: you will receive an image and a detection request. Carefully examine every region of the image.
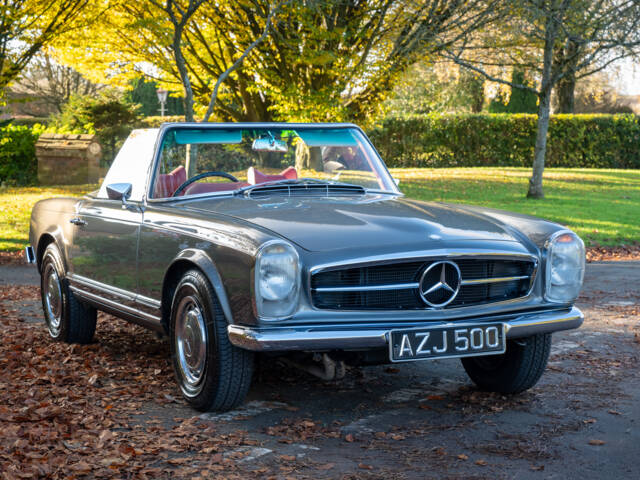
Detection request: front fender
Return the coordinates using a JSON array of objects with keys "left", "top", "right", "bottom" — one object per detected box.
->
[{"left": 165, "top": 248, "right": 235, "bottom": 324}]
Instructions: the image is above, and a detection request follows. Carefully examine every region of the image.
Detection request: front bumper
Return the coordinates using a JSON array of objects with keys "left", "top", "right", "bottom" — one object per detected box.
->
[{"left": 228, "top": 306, "right": 583, "bottom": 352}]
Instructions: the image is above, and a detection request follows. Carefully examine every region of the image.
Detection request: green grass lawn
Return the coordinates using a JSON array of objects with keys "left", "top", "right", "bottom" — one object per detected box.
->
[
  {"left": 392, "top": 167, "right": 639, "bottom": 247},
  {"left": 0, "top": 168, "right": 638, "bottom": 251},
  {"left": 0, "top": 184, "right": 97, "bottom": 251}
]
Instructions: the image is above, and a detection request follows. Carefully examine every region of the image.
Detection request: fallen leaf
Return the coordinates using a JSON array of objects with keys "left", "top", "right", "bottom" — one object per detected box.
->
[
  {"left": 317, "top": 463, "right": 335, "bottom": 470},
  {"left": 358, "top": 463, "right": 373, "bottom": 470},
  {"left": 588, "top": 439, "right": 605, "bottom": 446},
  {"left": 457, "top": 454, "right": 469, "bottom": 461},
  {"left": 280, "top": 455, "right": 296, "bottom": 462},
  {"left": 475, "top": 459, "right": 488, "bottom": 466},
  {"left": 344, "top": 434, "right": 355, "bottom": 443},
  {"left": 531, "top": 465, "right": 545, "bottom": 471}
]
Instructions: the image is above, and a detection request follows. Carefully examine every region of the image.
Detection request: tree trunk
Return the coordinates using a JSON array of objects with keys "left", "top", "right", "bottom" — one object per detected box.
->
[
  {"left": 528, "top": 87, "right": 552, "bottom": 198},
  {"left": 555, "top": 74, "right": 575, "bottom": 113},
  {"left": 174, "top": 36, "right": 195, "bottom": 122},
  {"left": 527, "top": 5, "right": 563, "bottom": 199}
]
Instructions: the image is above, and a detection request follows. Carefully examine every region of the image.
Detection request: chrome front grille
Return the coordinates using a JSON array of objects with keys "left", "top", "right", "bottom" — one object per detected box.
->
[{"left": 310, "top": 258, "right": 536, "bottom": 310}]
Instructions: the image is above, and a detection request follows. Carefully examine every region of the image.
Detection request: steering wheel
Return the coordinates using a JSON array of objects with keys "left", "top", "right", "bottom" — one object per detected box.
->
[{"left": 172, "top": 171, "right": 239, "bottom": 197}]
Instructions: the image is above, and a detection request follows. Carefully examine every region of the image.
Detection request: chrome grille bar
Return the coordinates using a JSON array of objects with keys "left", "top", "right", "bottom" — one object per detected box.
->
[
  {"left": 313, "top": 282, "right": 419, "bottom": 292},
  {"left": 312, "top": 276, "right": 531, "bottom": 293},
  {"left": 461, "top": 275, "right": 531, "bottom": 285}
]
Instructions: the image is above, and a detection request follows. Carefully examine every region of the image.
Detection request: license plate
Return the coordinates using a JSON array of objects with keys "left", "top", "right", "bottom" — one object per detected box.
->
[{"left": 389, "top": 323, "right": 506, "bottom": 362}]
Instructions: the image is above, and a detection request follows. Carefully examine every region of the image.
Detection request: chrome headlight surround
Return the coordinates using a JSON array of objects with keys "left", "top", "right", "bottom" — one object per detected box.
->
[
  {"left": 254, "top": 240, "right": 300, "bottom": 319},
  {"left": 544, "top": 230, "right": 585, "bottom": 304}
]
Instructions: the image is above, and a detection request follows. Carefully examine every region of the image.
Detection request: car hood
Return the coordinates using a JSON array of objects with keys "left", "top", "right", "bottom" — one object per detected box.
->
[{"left": 177, "top": 194, "right": 528, "bottom": 253}]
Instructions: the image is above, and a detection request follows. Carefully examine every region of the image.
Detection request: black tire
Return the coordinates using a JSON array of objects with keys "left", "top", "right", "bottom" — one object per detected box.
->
[
  {"left": 170, "top": 269, "right": 254, "bottom": 412},
  {"left": 40, "top": 243, "right": 97, "bottom": 344},
  {"left": 461, "top": 333, "right": 551, "bottom": 394}
]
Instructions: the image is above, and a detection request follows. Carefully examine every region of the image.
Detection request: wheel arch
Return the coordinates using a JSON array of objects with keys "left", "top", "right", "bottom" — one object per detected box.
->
[
  {"left": 36, "top": 232, "right": 65, "bottom": 273},
  {"left": 161, "top": 249, "right": 234, "bottom": 331}
]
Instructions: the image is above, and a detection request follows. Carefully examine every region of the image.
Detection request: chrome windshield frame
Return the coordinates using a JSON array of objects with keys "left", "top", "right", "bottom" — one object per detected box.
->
[{"left": 145, "top": 122, "right": 401, "bottom": 204}]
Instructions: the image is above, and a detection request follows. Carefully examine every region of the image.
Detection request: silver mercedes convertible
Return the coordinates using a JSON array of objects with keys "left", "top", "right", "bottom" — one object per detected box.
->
[{"left": 27, "top": 123, "right": 585, "bottom": 411}]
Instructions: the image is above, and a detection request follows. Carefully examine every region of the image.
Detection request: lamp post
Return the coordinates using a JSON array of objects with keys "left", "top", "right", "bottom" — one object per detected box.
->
[{"left": 156, "top": 88, "right": 168, "bottom": 117}]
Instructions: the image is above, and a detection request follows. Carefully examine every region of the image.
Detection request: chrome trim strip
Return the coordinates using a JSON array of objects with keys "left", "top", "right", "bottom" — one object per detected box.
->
[
  {"left": 70, "top": 286, "right": 163, "bottom": 330},
  {"left": 313, "top": 282, "right": 419, "bottom": 293},
  {"left": 309, "top": 250, "right": 538, "bottom": 275},
  {"left": 227, "top": 306, "right": 583, "bottom": 352},
  {"left": 68, "top": 274, "right": 137, "bottom": 303},
  {"left": 461, "top": 275, "right": 530, "bottom": 285},
  {"left": 137, "top": 295, "right": 162, "bottom": 309}
]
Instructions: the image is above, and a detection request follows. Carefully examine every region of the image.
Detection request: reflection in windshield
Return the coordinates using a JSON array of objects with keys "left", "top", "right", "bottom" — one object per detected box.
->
[{"left": 152, "top": 127, "right": 398, "bottom": 199}]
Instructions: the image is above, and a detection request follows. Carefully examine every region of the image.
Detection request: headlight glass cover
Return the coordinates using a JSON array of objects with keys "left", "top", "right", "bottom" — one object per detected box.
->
[
  {"left": 255, "top": 241, "right": 300, "bottom": 318},
  {"left": 545, "top": 231, "right": 585, "bottom": 303}
]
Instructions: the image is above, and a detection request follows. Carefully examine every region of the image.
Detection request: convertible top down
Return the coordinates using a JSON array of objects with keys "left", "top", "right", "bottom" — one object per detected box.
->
[{"left": 27, "top": 123, "right": 585, "bottom": 411}]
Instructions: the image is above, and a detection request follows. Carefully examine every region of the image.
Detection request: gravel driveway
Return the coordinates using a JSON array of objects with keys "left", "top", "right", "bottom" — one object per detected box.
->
[{"left": 0, "top": 261, "right": 638, "bottom": 479}]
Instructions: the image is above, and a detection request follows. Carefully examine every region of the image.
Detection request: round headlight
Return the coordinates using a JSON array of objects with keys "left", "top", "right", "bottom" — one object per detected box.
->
[
  {"left": 545, "top": 231, "right": 585, "bottom": 303},
  {"left": 255, "top": 241, "right": 300, "bottom": 318}
]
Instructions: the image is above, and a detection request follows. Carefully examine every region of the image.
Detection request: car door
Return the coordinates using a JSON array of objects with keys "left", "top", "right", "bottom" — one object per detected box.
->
[
  {"left": 67, "top": 128, "right": 159, "bottom": 309},
  {"left": 69, "top": 197, "right": 142, "bottom": 299}
]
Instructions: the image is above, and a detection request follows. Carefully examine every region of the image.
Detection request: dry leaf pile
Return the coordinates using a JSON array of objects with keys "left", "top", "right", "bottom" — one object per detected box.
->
[{"left": 0, "top": 288, "right": 256, "bottom": 479}]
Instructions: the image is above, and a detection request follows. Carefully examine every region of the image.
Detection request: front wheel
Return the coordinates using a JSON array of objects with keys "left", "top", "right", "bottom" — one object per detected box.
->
[
  {"left": 461, "top": 333, "right": 551, "bottom": 394},
  {"left": 170, "top": 269, "right": 254, "bottom": 412}
]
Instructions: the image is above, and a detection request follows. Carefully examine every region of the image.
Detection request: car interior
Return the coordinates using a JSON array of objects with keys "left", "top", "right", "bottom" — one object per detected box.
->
[{"left": 150, "top": 127, "right": 394, "bottom": 199}]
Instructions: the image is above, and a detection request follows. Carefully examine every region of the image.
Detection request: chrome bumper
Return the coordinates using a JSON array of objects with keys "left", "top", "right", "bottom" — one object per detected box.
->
[
  {"left": 24, "top": 245, "right": 36, "bottom": 264},
  {"left": 228, "top": 307, "right": 584, "bottom": 352}
]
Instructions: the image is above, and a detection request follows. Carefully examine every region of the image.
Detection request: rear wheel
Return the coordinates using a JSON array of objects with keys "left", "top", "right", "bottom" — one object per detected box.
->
[
  {"left": 40, "top": 243, "right": 96, "bottom": 344},
  {"left": 170, "top": 269, "right": 254, "bottom": 412},
  {"left": 461, "top": 333, "right": 551, "bottom": 394}
]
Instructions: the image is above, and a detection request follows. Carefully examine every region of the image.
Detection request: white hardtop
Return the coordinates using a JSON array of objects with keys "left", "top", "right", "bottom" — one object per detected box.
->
[{"left": 97, "top": 129, "right": 159, "bottom": 202}]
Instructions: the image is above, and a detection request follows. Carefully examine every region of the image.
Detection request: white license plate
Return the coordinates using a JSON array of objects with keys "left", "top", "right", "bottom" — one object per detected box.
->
[{"left": 389, "top": 323, "right": 506, "bottom": 362}]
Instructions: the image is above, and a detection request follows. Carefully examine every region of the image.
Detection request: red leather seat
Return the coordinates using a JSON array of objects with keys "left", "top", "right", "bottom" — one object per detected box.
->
[
  {"left": 247, "top": 166, "right": 298, "bottom": 185},
  {"left": 184, "top": 182, "right": 249, "bottom": 195},
  {"left": 154, "top": 166, "right": 187, "bottom": 198}
]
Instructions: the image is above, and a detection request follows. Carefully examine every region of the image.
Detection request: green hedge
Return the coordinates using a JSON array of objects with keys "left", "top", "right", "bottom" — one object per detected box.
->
[
  {"left": 0, "top": 124, "right": 44, "bottom": 186},
  {"left": 368, "top": 114, "right": 640, "bottom": 169}
]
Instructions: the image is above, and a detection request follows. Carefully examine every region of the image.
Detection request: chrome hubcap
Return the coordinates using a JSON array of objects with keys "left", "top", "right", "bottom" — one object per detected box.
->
[
  {"left": 43, "top": 264, "right": 62, "bottom": 332},
  {"left": 175, "top": 295, "right": 207, "bottom": 394}
]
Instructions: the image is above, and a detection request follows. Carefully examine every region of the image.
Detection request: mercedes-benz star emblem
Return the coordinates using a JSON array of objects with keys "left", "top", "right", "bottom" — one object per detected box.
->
[{"left": 418, "top": 261, "right": 461, "bottom": 307}]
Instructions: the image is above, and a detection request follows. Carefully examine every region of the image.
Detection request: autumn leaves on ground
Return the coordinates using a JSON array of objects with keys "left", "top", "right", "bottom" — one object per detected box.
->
[{"left": 0, "top": 286, "right": 242, "bottom": 478}]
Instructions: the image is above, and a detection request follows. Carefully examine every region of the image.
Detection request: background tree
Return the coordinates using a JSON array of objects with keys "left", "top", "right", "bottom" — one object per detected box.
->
[
  {"left": 385, "top": 61, "right": 486, "bottom": 115},
  {"left": 49, "top": 91, "right": 140, "bottom": 163},
  {"left": 53, "top": 0, "right": 500, "bottom": 124},
  {"left": 126, "top": 77, "right": 184, "bottom": 117},
  {"left": 488, "top": 69, "right": 537, "bottom": 113},
  {"left": 0, "top": 0, "right": 89, "bottom": 92},
  {"left": 12, "top": 54, "right": 101, "bottom": 113},
  {"left": 445, "top": 0, "right": 640, "bottom": 198},
  {"left": 147, "top": 0, "right": 208, "bottom": 122}
]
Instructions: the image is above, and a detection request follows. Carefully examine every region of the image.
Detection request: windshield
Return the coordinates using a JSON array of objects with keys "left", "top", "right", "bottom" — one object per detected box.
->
[{"left": 150, "top": 126, "right": 398, "bottom": 199}]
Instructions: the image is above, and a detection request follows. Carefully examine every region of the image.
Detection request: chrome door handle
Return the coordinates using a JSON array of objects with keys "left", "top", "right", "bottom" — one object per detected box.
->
[{"left": 70, "top": 218, "right": 87, "bottom": 226}]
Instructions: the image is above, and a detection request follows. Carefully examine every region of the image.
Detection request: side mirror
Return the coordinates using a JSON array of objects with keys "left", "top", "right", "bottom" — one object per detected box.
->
[{"left": 106, "top": 183, "right": 132, "bottom": 207}]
